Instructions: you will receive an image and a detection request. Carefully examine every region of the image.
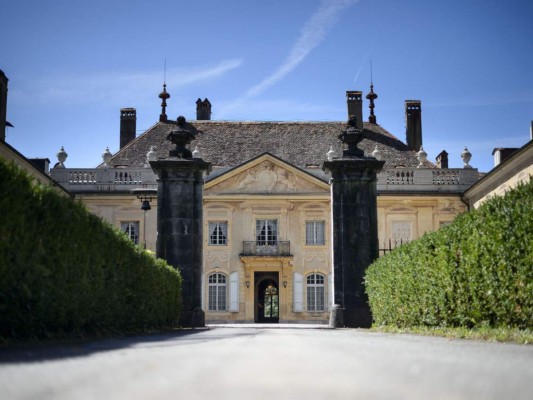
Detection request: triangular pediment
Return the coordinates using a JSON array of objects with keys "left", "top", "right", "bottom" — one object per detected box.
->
[{"left": 204, "top": 153, "right": 329, "bottom": 195}]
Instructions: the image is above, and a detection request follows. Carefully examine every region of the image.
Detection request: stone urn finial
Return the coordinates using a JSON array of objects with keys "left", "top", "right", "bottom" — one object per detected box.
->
[
  {"left": 461, "top": 146, "right": 472, "bottom": 168},
  {"left": 192, "top": 145, "right": 201, "bottom": 158},
  {"left": 102, "top": 146, "right": 113, "bottom": 167},
  {"left": 55, "top": 146, "right": 68, "bottom": 168},
  {"left": 166, "top": 116, "right": 196, "bottom": 159},
  {"left": 339, "top": 115, "right": 364, "bottom": 157},
  {"left": 326, "top": 145, "right": 336, "bottom": 161},
  {"left": 371, "top": 144, "right": 382, "bottom": 161},
  {"left": 146, "top": 145, "right": 157, "bottom": 164},
  {"left": 417, "top": 146, "right": 427, "bottom": 168}
]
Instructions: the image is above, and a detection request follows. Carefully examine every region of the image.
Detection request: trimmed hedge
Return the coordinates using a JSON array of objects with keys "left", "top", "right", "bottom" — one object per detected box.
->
[
  {"left": 365, "top": 177, "right": 533, "bottom": 329},
  {"left": 0, "top": 159, "right": 182, "bottom": 339}
]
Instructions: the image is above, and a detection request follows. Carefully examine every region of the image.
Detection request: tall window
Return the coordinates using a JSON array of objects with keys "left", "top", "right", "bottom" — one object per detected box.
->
[
  {"left": 256, "top": 220, "right": 277, "bottom": 245},
  {"left": 121, "top": 221, "right": 139, "bottom": 244},
  {"left": 209, "top": 221, "right": 228, "bottom": 245},
  {"left": 307, "top": 273, "right": 325, "bottom": 311},
  {"left": 208, "top": 273, "right": 227, "bottom": 311},
  {"left": 306, "top": 221, "right": 325, "bottom": 245}
]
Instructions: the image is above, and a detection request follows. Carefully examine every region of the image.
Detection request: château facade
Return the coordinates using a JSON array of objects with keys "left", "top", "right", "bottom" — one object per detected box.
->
[{"left": 50, "top": 89, "right": 479, "bottom": 324}]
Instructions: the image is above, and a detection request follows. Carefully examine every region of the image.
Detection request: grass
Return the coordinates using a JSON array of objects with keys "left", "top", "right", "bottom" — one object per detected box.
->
[{"left": 371, "top": 325, "right": 533, "bottom": 344}]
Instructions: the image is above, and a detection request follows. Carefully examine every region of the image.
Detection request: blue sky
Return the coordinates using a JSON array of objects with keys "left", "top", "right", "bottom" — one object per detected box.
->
[{"left": 2, "top": 0, "right": 532, "bottom": 172}]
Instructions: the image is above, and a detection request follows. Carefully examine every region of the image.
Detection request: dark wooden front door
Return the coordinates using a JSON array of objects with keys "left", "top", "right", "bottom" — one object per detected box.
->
[{"left": 255, "top": 272, "right": 279, "bottom": 323}]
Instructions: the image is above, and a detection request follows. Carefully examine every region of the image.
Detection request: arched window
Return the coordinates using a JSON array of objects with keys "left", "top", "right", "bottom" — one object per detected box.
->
[
  {"left": 306, "top": 273, "right": 325, "bottom": 311},
  {"left": 208, "top": 273, "right": 227, "bottom": 311}
]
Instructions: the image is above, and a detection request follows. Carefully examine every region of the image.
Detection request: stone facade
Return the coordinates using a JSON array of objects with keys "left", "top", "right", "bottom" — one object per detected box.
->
[
  {"left": 48, "top": 89, "right": 480, "bottom": 325},
  {"left": 54, "top": 154, "right": 471, "bottom": 324}
]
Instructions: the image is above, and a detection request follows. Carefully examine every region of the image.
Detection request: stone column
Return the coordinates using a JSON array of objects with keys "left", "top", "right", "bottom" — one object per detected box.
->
[
  {"left": 150, "top": 116, "right": 211, "bottom": 327},
  {"left": 323, "top": 117, "right": 384, "bottom": 328}
]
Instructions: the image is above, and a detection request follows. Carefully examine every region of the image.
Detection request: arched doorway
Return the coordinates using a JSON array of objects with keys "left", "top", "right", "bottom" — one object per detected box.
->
[{"left": 255, "top": 272, "right": 279, "bottom": 323}]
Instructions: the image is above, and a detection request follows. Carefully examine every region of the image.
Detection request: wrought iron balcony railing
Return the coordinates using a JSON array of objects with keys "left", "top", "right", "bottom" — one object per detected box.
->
[{"left": 241, "top": 241, "right": 291, "bottom": 257}]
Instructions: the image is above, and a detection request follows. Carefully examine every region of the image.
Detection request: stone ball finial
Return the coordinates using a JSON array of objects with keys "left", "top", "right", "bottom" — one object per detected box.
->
[
  {"left": 177, "top": 115, "right": 186, "bottom": 126},
  {"left": 55, "top": 146, "right": 68, "bottom": 168},
  {"left": 371, "top": 144, "right": 382, "bottom": 161},
  {"left": 461, "top": 146, "right": 473, "bottom": 169},
  {"left": 102, "top": 146, "right": 113, "bottom": 166},
  {"left": 347, "top": 115, "right": 358, "bottom": 128},
  {"left": 417, "top": 146, "right": 427, "bottom": 168}
]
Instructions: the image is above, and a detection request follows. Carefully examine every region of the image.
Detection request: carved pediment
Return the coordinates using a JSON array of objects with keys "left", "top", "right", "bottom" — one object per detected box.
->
[{"left": 205, "top": 159, "right": 327, "bottom": 195}]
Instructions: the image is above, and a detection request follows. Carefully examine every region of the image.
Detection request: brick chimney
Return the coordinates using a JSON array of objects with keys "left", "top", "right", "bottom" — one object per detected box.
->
[
  {"left": 120, "top": 108, "right": 136, "bottom": 149},
  {"left": 196, "top": 98, "right": 212, "bottom": 120},
  {"left": 436, "top": 150, "right": 448, "bottom": 169},
  {"left": 405, "top": 100, "right": 422, "bottom": 151},
  {"left": 0, "top": 70, "right": 8, "bottom": 142},
  {"left": 346, "top": 91, "right": 363, "bottom": 129}
]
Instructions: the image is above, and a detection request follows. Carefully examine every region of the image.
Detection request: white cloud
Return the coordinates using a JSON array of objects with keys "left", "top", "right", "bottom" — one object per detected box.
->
[
  {"left": 219, "top": 0, "right": 358, "bottom": 118},
  {"left": 10, "top": 59, "right": 243, "bottom": 106},
  {"left": 244, "top": 0, "right": 358, "bottom": 99}
]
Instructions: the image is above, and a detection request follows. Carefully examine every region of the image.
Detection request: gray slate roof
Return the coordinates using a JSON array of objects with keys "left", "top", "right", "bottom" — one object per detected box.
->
[{"left": 109, "top": 120, "right": 434, "bottom": 170}]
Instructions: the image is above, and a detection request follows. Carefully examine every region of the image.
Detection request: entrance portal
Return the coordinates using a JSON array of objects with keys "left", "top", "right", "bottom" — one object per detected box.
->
[{"left": 255, "top": 272, "right": 279, "bottom": 323}]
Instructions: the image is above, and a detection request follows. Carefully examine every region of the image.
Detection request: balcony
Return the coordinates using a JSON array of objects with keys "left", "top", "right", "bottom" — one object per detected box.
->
[{"left": 241, "top": 241, "right": 291, "bottom": 257}]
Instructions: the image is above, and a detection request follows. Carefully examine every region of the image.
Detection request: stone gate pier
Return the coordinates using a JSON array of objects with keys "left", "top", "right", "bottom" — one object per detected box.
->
[{"left": 323, "top": 116, "right": 384, "bottom": 328}]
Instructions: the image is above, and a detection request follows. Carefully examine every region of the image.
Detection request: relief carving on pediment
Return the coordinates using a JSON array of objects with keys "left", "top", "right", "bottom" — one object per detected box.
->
[{"left": 208, "top": 161, "right": 321, "bottom": 194}]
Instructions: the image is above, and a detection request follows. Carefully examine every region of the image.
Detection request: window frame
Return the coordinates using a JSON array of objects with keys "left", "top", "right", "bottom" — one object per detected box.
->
[
  {"left": 208, "top": 221, "right": 228, "bottom": 246},
  {"left": 207, "top": 273, "right": 227, "bottom": 311},
  {"left": 305, "top": 220, "right": 326, "bottom": 246},
  {"left": 306, "top": 273, "right": 325, "bottom": 312},
  {"left": 120, "top": 221, "right": 140, "bottom": 245},
  {"left": 256, "top": 219, "right": 278, "bottom": 245}
]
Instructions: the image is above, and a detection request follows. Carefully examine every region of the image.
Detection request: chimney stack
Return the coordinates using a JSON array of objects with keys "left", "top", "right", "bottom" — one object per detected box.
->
[
  {"left": 0, "top": 70, "right": 8, "bottom": 142},
  {"left": 120, "top": 108, "right": 136, "bottom": 149},
  {"left": 530, "top": 120, "right": 533, "bottom": 140},
  {"left": 436, "top": 150, "right": 449, "bottom": 169},
  {"left": 346, "top": 91, "right": 363, "bottom": 129},
  {"left": 405, "top": 100, "right": 422, "bottom": 151},
  {"left": 196, "top": 98, "right": 212, "bottom": 120}
]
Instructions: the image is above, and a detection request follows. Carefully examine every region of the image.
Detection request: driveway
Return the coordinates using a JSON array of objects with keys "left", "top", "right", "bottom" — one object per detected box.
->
[{"left": 1, "top": 326, "right": 532, "bottom": 400}]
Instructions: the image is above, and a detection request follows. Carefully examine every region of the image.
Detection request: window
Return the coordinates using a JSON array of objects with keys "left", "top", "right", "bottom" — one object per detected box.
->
[
  {"left": 256, "top": 219, "right": 277, "bottom": 245},
  {"left": 208, "top": 273, "right": 227, "bottom": 311},
  {"left": 391, "top": 221, "right": 411, "bottom": 247},
  {"left": 306, "top": 221, "right": 325, "bottom": 245},
  {"left": 209, "top": 221, "right": 228, "bottom": 245},
  {"left": 307, "top": 273, "right": 325, "bottom": 311},
  {"left": 121, "top": 221, "right": 139, "bottom": 244}
]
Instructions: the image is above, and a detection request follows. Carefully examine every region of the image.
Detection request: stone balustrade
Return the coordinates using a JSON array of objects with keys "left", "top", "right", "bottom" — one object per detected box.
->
[
  {"left": 50, "top": 166, "right": 479, "bottom": 194},
  {"left": 50, "top": 167, "right": 157, "bottom": 192},
  {"left": 376, "top": 168, "right": 479, "bottom": 192}
]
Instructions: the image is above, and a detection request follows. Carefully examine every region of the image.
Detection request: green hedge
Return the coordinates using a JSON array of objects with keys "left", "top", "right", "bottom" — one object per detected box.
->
[
  {"left": 365, "top": 177, "right": 533, "bottom": 329},
  {"left": 0, "top": 159, "right": 182, "bottom": 339}
]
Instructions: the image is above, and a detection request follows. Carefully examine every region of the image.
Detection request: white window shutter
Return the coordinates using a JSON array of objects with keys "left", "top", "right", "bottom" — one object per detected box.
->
[
  {"left": 328, "top": 273, "right": 333, "bottom": 311},
  {"left": 294, "top": 272, "right": 303, "bottom": 312},
  {"left": 229, "top": 271, "right": 239, "bottom": 312}
]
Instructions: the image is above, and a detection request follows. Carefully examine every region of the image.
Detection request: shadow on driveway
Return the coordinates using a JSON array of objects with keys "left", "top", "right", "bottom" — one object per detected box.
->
[{"left": 0, "top": 327, "right": 262, "bottom": 364}]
